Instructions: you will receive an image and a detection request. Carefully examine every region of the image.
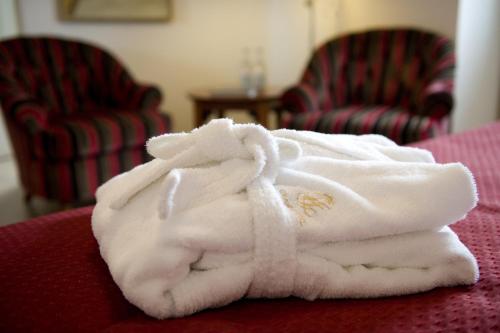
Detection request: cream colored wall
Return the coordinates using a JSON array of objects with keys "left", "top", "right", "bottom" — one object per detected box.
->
[
  {"left": 337, "top": 0, "right": 458, "bottom": 39},
  {"left": 0, "top": 0, "right": 19, "bottom": 38},
  {"left": 17, "top": 0, "right": 476, "bottom": 134}
]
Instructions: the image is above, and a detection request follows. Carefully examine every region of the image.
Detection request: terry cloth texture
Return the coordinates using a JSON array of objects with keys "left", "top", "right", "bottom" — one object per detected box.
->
[{"left": 92, "top": 118, "right": 478, "bottom": 319}]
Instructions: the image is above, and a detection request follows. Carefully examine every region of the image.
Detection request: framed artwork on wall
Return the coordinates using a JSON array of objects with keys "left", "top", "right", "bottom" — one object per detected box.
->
[{"left": 57, "top": 0, "right": 172, "bottom": 22}]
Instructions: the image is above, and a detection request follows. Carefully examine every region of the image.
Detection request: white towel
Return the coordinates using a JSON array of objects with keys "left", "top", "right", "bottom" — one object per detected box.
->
[{"left": 92, "top": 118, "right": 479, "bottom": 319}]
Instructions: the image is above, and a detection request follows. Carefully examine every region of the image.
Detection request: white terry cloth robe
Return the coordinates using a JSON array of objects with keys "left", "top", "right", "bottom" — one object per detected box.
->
[{"left": 92, "top": 118, "right": 479, "bottom": 319}]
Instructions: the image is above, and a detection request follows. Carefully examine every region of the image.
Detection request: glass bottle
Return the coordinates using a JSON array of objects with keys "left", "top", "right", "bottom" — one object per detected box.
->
[
  {"left": 252, "top": 47, "right": 266, "bottom": 93},
  {"left": 240, "top": 47, "right": 254, "bottom": 96}
]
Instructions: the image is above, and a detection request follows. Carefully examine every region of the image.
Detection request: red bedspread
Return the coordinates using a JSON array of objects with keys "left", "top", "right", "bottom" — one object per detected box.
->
[{"left": 1, "top": 123, "right": 499, "bottom": 333}]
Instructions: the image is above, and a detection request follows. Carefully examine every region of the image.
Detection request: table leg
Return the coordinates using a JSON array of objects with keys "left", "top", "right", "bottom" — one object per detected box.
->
[
  {"left": 194, "top": 102, "right": 206, "bottom": 128},
  {"left": 275, "top": 105, "right": 283, "bottom": 128},
  {"left": 255, "top": 103, "right": 269, "bottom": 128}
]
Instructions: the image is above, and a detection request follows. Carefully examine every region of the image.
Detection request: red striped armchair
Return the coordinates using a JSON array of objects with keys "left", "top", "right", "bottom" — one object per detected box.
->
[
  {"left": 280, "top": 29, "right": 454, "bottom": 144},
  {"left": 0, "top": 37, "right": 171, "bottom": 205}
]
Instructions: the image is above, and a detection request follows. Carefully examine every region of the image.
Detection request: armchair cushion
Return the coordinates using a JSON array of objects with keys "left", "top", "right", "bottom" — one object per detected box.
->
[
  {"left": 35, "top": 109, "right": 171, "bottom": 160},
  {"left": 281, "top": 106, "right": 449, "bottom": 145}
]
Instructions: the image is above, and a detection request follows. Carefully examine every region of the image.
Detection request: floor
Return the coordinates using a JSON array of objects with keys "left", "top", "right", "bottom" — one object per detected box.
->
[{"left": 0, "top": 157, "right": 60, "bottom": 227}]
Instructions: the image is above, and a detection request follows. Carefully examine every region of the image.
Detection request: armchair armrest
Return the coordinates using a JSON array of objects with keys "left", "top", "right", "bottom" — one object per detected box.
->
[
  {"left": 418, "top": 54, "right": 455, "bottom": 118},
  {"left": 125, "top": 83, "right": 162, "bottom": 111},
  {"left": 1, "top": 93, "right": 48, "bottom": 134},
  {"left": 281, "top": 82, "right": 320, "bottom": 114},
  {"left": 418, "top": 78, "right": 454, "bottom": 118}
]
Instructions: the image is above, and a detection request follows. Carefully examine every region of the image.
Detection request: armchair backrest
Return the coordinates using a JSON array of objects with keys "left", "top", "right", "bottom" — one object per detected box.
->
[
  {"left": 301, "top": 29, "right": 454, "bottom": 113},
  {"left": 0, "top": 37, "right": 133, "bottom": 115}
]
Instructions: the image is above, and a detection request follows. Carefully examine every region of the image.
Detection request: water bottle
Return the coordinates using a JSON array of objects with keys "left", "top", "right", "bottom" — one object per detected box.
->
[
  {"left": 240, "top": 47, "right": 255, "bottom": 96},
  {"left": 252, "top": 47, "right": 266, "bottom": 93}
]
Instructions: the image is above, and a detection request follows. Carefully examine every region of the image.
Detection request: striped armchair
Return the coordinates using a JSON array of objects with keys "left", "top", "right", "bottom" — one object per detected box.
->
[
  {"left": 281, "top": 29, "right": 454, "bottom": 144},
  {"left": 0, "top": 37, "right": 171, "bottom": 204}
]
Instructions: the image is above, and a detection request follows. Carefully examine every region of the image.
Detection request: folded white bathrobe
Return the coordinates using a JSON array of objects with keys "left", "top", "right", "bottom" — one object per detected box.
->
[{"left": 92, "top": 118, "right": 479, "bottom": 319}]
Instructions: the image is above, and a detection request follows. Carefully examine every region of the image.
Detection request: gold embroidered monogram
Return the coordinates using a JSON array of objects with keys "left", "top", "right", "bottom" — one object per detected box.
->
[
  {"left": 297, "top": 192, "right": 334, "bottom": 216},
  {"left": 279, "top": 189, "right": 334, "bottom": 225}
]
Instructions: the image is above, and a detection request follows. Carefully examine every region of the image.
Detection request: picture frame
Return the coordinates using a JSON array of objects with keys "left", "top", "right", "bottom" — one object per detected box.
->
[{"left": 57, "top": 0, "right": 172, "bottom": 22}]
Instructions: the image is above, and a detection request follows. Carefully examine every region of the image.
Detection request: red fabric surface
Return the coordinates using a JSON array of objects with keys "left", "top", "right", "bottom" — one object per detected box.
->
[{"left": 1, "top": 123, "right": 499, "bottom": 333}]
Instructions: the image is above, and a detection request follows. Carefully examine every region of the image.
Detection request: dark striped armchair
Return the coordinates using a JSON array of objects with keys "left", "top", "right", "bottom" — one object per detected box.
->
[
  {"left": 0, "top": 37, "right": 171, "bottom": 204},
  {"left": 280, "top": 29, "right": 454, "bottom": 144}
]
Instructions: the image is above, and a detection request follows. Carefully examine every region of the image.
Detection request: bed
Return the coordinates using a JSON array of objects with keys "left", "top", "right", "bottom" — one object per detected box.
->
[{"left": 1, "top": 122, "right": 499, "bottom": 333}]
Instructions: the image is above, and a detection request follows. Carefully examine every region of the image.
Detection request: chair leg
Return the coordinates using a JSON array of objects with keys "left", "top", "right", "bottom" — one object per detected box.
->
[
  {"left": 23, "top": 192, "right": 32, "bottom": 205},
  {"left": 23, "top": 192, "right": 38, "bottom": 218}
]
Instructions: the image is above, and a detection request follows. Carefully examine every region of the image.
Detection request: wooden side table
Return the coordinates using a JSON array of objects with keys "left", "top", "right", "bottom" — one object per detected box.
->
[{"left": 188, "top": 88, "right": 282, "bottom": 129}]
